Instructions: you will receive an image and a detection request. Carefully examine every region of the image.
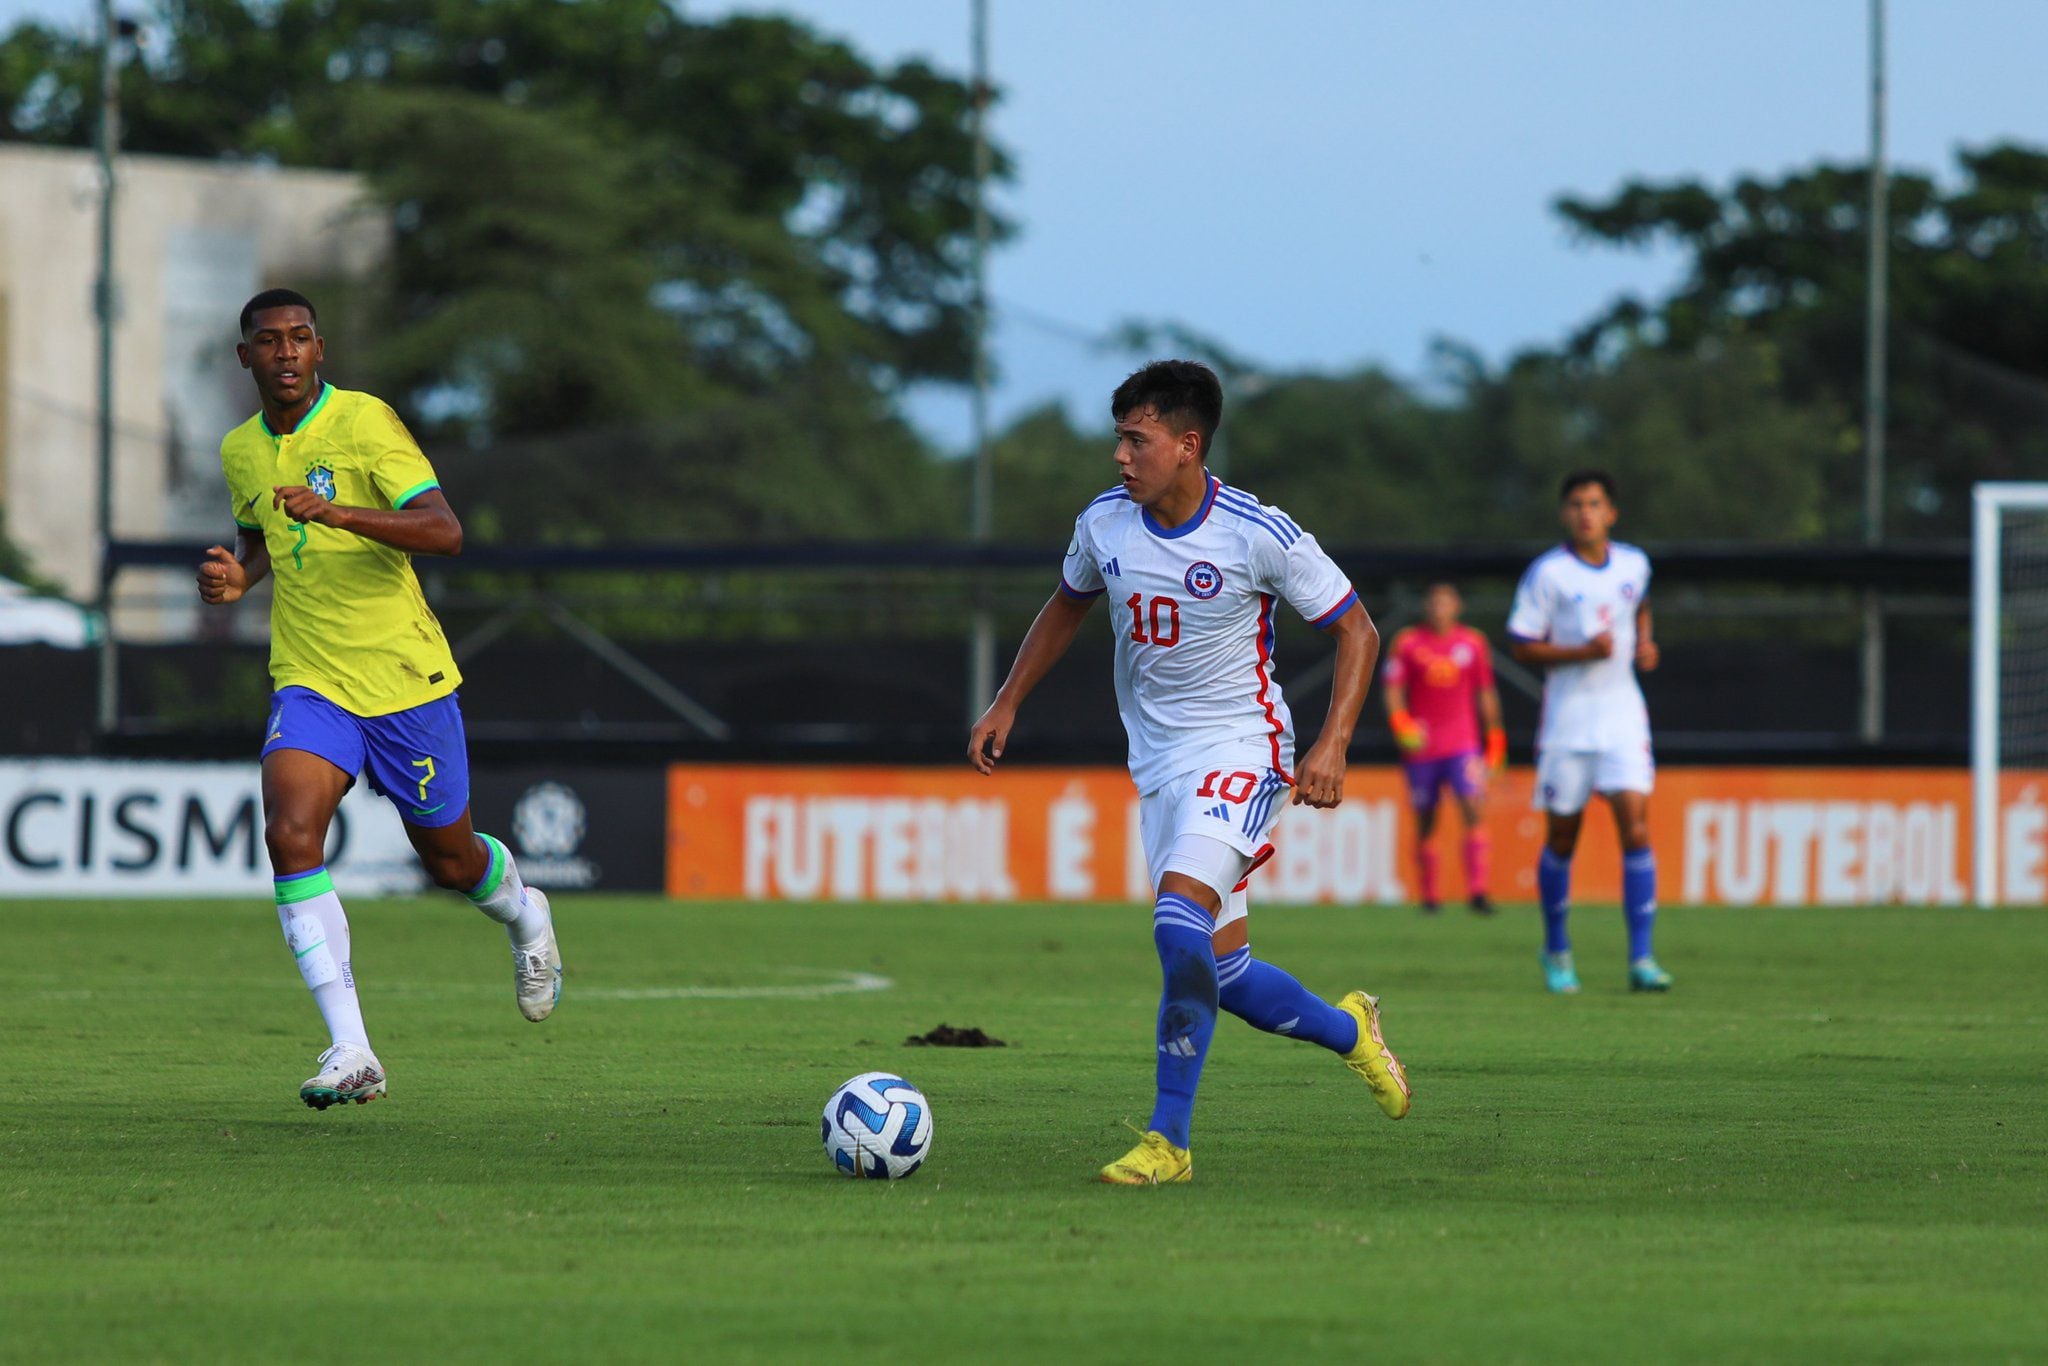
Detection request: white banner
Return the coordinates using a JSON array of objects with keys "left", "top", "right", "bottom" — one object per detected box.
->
[{"left": 0, "top": 759, "right": 426, "bottom": 896}]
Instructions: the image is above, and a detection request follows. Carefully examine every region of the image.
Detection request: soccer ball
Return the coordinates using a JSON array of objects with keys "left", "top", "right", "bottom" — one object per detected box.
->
[{"left": 822, "top": 1072, "right": 933, "bottom": 1179}]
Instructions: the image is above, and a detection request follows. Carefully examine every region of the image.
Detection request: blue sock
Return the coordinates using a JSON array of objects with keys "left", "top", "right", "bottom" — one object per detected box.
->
[
  {"left": 1539, "top": 848, "right": 1572, "bottom": 954},
  {"left": 1216, "top": 947, "right": 1359, "bottom": 1054},
  {"left": 1623, "top": 849, "right": 1657, "bottom": 961},
  {"left": 1147, "top": 893, "right": 1219, "bottom": 1149}
]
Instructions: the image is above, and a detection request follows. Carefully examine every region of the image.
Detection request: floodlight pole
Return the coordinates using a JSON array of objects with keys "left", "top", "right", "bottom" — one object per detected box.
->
[
  {"left": 93, "top": 0, "right": 123, "bottom": 735},
  {"left": 966, "top": 0, "right": 996, "bottom": 724},
  {"left": 1859, "top": 0, "right": 1888, "bottom": 744}
]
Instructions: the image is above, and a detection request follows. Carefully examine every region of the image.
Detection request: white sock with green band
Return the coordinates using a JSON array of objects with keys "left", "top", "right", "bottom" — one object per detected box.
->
[
  {"left": 466, "top": 833, "right": 546, "bottom": 949},
  {"left": 274, "top": 866, "right": 371, "bottom": 1051}
]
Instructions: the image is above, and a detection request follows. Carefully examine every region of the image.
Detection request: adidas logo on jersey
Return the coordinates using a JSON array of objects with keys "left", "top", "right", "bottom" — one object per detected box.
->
[
  {"left": 1101, "top": 557, "right": 1120, "bottom": 578},
  {"left": 1204, "top": 803, "right": 1231, "bottom": 821}
]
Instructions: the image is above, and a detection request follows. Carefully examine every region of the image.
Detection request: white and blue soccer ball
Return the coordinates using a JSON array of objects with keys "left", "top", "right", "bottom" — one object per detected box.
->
[{"left": 822, "top": 1072, "right": 933, "bottom": 1179}]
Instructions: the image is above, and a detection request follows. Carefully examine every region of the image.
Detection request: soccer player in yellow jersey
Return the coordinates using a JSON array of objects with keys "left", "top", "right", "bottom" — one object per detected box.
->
[{"left": 197, "top": 289, "right": 562, "bottom": 1110}]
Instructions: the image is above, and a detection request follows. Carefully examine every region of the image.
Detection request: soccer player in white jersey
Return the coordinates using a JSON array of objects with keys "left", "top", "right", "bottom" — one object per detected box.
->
[
  {"left": 1506, "top": 470, "right": 1672, "bottom": 994},
  {"left": 968, "top": 360, "right": 1411, "bottom": 1186}
]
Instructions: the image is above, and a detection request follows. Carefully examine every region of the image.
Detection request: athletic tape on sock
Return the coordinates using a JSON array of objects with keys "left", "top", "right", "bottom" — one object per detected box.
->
[
  {"left": 274, "top": 867, "right": 335, "bottom": 904},
  {"left": 284, "top": 912, "right": 339, "bottom": 988},
  {"left": 466, "top": 834, "right": 507, "bottom": 902}
]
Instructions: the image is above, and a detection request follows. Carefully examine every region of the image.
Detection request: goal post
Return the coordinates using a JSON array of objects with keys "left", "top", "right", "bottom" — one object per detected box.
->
[{"left": 1971, "top": 482, "right": 2048, "bottom": 906}]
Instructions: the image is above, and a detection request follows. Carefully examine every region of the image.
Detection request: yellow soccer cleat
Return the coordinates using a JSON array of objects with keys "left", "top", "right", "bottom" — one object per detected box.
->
[
  {"left": 1337, "top": 991, "right": 1412, "bottom": 1119},
  {"left": 1098, "top": 1129, "right": 1192, "bottom": 1185}
]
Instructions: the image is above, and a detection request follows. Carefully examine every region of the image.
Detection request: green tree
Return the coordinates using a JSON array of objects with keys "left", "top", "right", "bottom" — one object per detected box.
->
[
  {"left": 437, "top": 382, "right": 951, "bottom": 548},
  {"left": 1221, "top": 367, "right": 1471, "bottom": 544},
  {"left": 968, "top": 343, "right": 1844, "bottom": 553},
  {"left": 982, "top": 402, "right": 1113, "bottom": 543},
  {"left": 0, "top": 0, "right": 1007, "bottom": 520},
  {"left": 1556, "top": 144, "right": 2048, "bottom": 534},
  {"left": 339, "top": 87, "right": 697, "bottom": 442},
  {"left": 1463, "top": 341, "right": 1843, "bottom": 542}
]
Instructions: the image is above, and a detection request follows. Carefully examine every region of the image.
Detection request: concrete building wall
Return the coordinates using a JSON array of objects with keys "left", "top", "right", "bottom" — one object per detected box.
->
[{"left": 0, "top": 145, "right": 387, "bottom": 625}]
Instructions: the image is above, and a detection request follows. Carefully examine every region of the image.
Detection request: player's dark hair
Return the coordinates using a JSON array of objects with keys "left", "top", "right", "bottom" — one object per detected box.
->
[
  {"left": 240, "top": 288, "right": 318, "bottom": 338},
  {"left": 1111, "top": 360, "right": 1224, "bottom": 458},
  {"left": 1559, "top": 469, "right": 1617, "bottom": 503}
]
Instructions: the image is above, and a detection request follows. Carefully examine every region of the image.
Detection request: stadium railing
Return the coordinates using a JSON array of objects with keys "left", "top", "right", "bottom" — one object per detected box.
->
[{"left": 26, "top": 537, "right": 1972, "bottom": 765}]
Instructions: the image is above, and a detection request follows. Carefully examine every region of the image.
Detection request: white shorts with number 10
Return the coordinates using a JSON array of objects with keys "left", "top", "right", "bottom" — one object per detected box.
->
[{"left": 1140, "top": 755, "right": 1292, "bottom": 941}]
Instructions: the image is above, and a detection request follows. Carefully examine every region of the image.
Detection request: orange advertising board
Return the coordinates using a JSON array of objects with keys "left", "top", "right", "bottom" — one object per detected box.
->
[{"left": 666, "top": 765, "right": 2048, "bottom": 906}]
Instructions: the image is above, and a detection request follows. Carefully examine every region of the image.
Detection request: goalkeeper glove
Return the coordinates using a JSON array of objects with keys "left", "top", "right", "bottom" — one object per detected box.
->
[
  {"left": 1390, "top": 709, "right": 1426, "bottom": 754},
  {"left": 1484, "top": 727, "right": 1507, "bottom": 772}
]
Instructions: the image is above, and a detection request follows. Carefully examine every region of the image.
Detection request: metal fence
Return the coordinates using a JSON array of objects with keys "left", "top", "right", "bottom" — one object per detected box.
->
[{"left": 13, "top": 537, "right": 1970, "bottom": 764}]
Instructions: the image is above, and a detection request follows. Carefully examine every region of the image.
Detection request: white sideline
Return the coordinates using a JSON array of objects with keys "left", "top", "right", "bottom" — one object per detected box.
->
[
  {"left": 580, "top": 971, "right": 895, "bottom": 1001},
  {"left": 26, "top": 968, "right": 895, "bottom": 1002}
]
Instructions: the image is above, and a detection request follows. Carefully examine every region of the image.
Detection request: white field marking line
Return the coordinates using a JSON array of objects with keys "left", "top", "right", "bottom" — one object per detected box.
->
[
  {"left": 580, "top": 971, "right": 894, "bottom": 1001},
  {"left": 24, "top": 968, "right": 894, "bottom": 1003}
]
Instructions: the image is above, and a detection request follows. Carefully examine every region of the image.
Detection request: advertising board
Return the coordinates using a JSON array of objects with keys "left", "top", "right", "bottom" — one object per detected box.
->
[
  {"left": 666, "top": 764, "right": 2048, "bottom": 906},
  {"left": 0, "top": 759, "right": 423, "bottom": 896}
]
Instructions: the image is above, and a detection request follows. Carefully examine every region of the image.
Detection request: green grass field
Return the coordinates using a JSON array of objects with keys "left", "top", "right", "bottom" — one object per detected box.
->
[{"left": 3, "top": 896, "right": 2044, "bottom": 1363}]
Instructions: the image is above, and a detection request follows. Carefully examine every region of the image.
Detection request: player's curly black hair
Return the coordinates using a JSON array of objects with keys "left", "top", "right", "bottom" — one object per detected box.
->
[
  {"left": 239, "top": 288, "right": 317, "bottom": 338},
  {"left": 1559, "top": 469, "right": 1618, "bottom": 503},
  {"left": 1111, "top": 360, "right": 1223, "bottom": 458}
]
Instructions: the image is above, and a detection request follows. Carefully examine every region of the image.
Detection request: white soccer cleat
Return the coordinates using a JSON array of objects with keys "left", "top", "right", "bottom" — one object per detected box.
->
[
  {"left": 513, "top": 887, "right": 563, "bottom": 1023},
  {"left": 300, "top": 1042, "right": 386, "bottom": 1110}
]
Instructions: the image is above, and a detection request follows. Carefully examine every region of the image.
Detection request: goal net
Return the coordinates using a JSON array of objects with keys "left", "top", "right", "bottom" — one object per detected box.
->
[{"left": 1971, "top": 483, "right": 2048, "bottom": 904}]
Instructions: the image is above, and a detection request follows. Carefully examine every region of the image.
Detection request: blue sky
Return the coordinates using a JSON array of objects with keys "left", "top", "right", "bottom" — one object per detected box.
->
[{"left": 7, "top": 0, "right": 2045, "bottom": 447}]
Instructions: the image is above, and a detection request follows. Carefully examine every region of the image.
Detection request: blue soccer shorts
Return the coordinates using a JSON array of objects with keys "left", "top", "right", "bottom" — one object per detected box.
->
[{"left": 261, "top": 686, "right": 473, "bottom": 828}]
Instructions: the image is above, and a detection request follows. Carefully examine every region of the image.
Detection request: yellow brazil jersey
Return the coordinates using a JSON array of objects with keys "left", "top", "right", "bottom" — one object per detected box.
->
[{"left": 220, "top": 383, "right": 462, "bottom": 717}]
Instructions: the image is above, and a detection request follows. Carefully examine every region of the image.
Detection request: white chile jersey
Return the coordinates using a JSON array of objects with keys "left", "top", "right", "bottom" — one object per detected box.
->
[
  {"left": 1506, "top": 541, "right": 1654, "bottom": 753},
  {"left": 1060, "top": 476, "right": 1358, "bottom": 794}
]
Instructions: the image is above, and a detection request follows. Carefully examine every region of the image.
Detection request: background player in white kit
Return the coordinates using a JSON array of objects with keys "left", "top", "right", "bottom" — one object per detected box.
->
[
  {"left": 968, "top": 360, "right": 1411, "bottom": 1186},
  {"left": 1507, "top": 471, "right": 1673, "bottom": 994}
]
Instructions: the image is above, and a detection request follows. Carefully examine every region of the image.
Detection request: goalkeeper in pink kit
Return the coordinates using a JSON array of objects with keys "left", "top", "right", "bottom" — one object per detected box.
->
[{"left": 1381, "top": 582, "right": 1505, "bottom": 913}]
